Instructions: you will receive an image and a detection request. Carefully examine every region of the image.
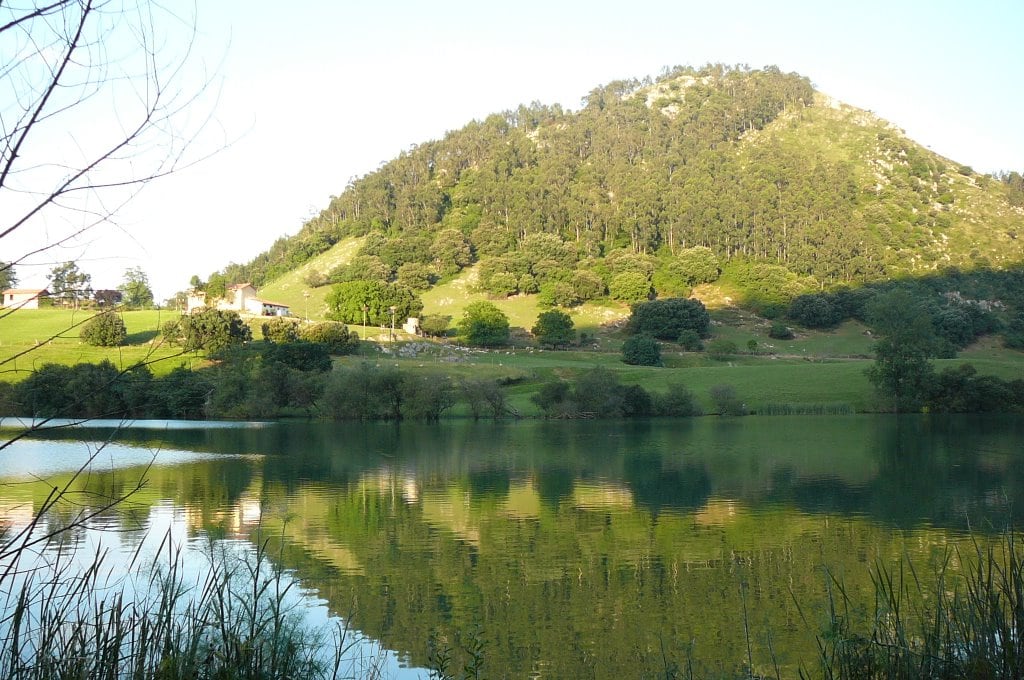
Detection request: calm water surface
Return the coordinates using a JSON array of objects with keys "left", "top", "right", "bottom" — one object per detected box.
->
[{"left": 2, "top": 415, "right": 1023, "bottom": 678}]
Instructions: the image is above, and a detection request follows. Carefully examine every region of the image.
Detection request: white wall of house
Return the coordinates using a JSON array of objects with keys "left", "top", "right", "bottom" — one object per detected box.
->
[{"left": 2, "top": 290, "right": 46, "bottom": 309}]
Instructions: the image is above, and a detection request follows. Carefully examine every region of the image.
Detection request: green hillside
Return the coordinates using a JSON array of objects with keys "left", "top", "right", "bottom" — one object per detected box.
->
[
  {"left": 255, "top": 236, "right": 365, "bottom": 319},
  {"left": 185, "top": 63, "right": 1024, "bottom": 362}
]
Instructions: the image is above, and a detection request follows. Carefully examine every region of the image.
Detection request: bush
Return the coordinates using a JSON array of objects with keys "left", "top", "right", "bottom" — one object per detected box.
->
[
  {"left": 609, "top": 271, "right": 652, "bottom": 303},
  {"left": 263, "top": 342, "right": 332, "bottom": 372},
  {"left": 787, "top": 293, "right": 842, "bottom": 328},
  {"left": 80, "top": 312, "right": 126, "bottom": 346},
  {"left": 768, "top": 321, "right": 793, "bottom": 339},
  {"left": 532, "top": 310, "right": 575, "bottom": 347},
  {"left": 419, "top": 315, "right": 451, "bottom": 338},
  {"left": 709, "top": 384, "right": 746, "bottom": 416},
  {"left": 537, "top": 281, "right": 580, "bottom": 308},
  {"left": 706, "top": 339, "right": 738, "bottom": 360},
  {"left": 627, "top": 298, "right": 711, "bottom": 340},
  {"left": 653, "top": 383, "right": 702, "bottom": 416},
  {"left": 571, "top": 270, "right": 605, "bottom": 301},
  {"left": 261, "top": 317, "right": 299, "bottom": 344},
  {"left": 458, "top": 301, "right": 510, "bottom": 347},
  {"left": 178, "top": 309, "right": 252, "bottom": 353},
  {"left": 622, "top": 334, "right": 661, "bottom": 366},
  {"left": 678, "top": 329, "right": 704, "bottom": 351},
  {"left": 531, "top": 380, "right": 572, "bottom": 416},
  {"left": 299, "top": 321, "right": 360, "bottom": 354}
]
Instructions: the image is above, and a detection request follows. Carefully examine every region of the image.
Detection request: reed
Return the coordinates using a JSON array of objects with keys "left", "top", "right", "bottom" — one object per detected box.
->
[
  {"left": 805, "top": 532, "right": 1024, "bottom": 679},
  {"left": 0, "top": 522, "right": 385, "bottom": 679},
  {"left": 754, "top": 402, "right": 855, "bottom": 416}
]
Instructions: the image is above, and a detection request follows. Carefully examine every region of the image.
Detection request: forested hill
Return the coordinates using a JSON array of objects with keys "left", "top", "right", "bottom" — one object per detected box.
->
[{"left": 210, "top": 64, "right": 1024, "bottom": 298}]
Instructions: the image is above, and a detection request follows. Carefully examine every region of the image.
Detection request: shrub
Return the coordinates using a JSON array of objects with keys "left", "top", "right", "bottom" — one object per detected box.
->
[
  {"left": 678, "top": 329, "right": 704, "bottom": 351},
  {"left": 458, "top": 301, "right": 510, "bottom": 347},
  {"left": 653, "top": 383, "right": 702, "bottom": 417},
  {"left": 80, "top": 312, "right": 126, "bottom": 346},
  {"left": 531, "top": 380, "right": 572, "bottom": 415},
  {"left": 482, "top": 271, "right": 519, "bottom": 297},
  {"left": 263, "top": 342, "right": 332, "bottom": 372},
  {"left": 622, "top": 334, "right": 661, "bottom": 366},
  {"left": 537, "top": 281, "right": 580, "bottom": 308},
  {"left": 299, "top": 321, "right": 360, "bottom": 354},
  {"left": 571, "top": 270, "right": 606, "bottom": 301},
  {"left": 261, "top": 317, "right": 299, "bottom": 344},
  {"left": 787, "top": 293, "right": 842, "bottom": 328},
  {"left": 609, "top": 271, "right": 652, "bottom": 303},
  {"left": 178, "top": 309, "right": 252, "bottom": 353},
  {"left": 709, "top": 384, "right": 746, "bottom": 416},
  {"left": 419, "top": 314, "right": 451, "bottom": 338},
  {"left": 768, "top": 321, "right": 793, "bottom": 339},
  {"left": 532, "top": 310, "right": 575, "bottom": 348},
  {"left": 628, "top": 298, "right": 711, "bottom": 340},
  {"left": 706, "top": 339, "right": 738, "bottom": 360}
]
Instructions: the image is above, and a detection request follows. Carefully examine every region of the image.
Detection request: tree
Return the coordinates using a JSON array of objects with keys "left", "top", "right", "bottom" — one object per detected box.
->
[
  {"left": 325, "top": 280, "right": 423, "bottom": 326},
  {"left": 80, "top": 312, "right": 127, "bottom": 347},
  {"left": 430, "top": 229, "right": 474, "bottom": 276},
  {"left": 609, "top": 271, "right": 653, "bottom": 303},
  {"left": 299, "top": 321, "right": 360, "bottom": 354},
  {"left": 420, "top": 314, "right": 451, "bottom": 338},
  {"left": 2, "top": 2, "right": 213, "bottom": 304},
  {"left": 47, "top": 261, "right": 92, "bottom": 307},
  {"left": 532, "top": 310, "right": 575, "bottom": 348},
  {"left": 118, "top": 267, "right": 154, "bottom": 308},
  {"left": 458, "top": 301, "right": 510, "bottom": 347},
  {"left": 865, "top": 289, "right": 937, "bottom": 412},
  {"left": 0, "top": 262, "right": 15, "bottom": 290},
  {"left": 787, "top": 294, "right": 842, "bottom": 328},
  {"left": 261, "top": 317, "right": 299, "bottom": 344},
  {"left": 169, "top": 309, "right": 252, "bottom": 353},
  {"left": 622, "top": 334, "right": 661, "bottom": 366},
  {"left": 627, "top": 298, "right": 711, "bottom": 340}
]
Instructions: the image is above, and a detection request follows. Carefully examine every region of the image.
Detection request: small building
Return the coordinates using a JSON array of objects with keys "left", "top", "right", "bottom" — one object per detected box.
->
[
  {"left": 403, "top": 317, "right": 420, "bottom": 335},
  {"left": 1, "top": 288, "right": 49, "bottom": 310},
  {"left": 186, "top": 290, "right": 207, "bottom": 314},
  {"left": 205, "top": 283, "right": 291, "bottom": 317}
]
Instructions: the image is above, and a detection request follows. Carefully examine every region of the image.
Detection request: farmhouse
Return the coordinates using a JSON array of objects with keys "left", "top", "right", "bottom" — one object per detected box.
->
[
  {"left": 1, "top": 288, "right": 49, "bottom": 310},
  {"left": 186, "top": 283, "right": 290, "bottom": 317}
]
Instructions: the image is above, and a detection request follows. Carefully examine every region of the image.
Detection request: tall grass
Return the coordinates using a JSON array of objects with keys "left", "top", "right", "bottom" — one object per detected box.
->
[
  {"left": 805, "top": 533, "right": 1024, "bottom": 679},
  {"left": 755, "top": 402, "right": 855, "bottom": 416},
  {"left": 0, "top": 528, "right": 387, "bottom": 680}
]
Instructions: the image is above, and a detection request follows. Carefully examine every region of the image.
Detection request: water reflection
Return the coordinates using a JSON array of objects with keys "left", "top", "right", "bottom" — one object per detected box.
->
[{"left": 3, "top": 415, "right": 1023, "bottom": 677}]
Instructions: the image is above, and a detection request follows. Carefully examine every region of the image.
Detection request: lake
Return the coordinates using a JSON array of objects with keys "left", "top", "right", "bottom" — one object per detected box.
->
[{"left": 2, "top": 415, "right": 1023, "bottom": 678}]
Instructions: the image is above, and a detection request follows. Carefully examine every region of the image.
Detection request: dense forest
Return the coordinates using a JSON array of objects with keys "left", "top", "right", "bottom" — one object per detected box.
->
[{"left": 202, "top": 64, "right": 1023, "bottom": 310}]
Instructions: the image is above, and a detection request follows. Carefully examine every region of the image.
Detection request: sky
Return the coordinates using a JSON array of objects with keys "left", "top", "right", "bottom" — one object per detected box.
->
[{"left": 5, "top": 0, "right": 1023, "bottom": 299}]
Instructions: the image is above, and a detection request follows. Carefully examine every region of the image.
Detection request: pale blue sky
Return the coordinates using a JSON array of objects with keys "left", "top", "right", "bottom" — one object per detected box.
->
[{"left": 10, "top": 0, "right": 1024, "bottom": 296}]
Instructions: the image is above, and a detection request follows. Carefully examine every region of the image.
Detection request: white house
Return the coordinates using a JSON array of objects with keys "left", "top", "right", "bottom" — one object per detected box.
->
[
  {"left": 214, "top": 283, "right": 291, "bottom": 317},
  {"left": 1, "top": 288, "right": 48, "bottom": 310}
]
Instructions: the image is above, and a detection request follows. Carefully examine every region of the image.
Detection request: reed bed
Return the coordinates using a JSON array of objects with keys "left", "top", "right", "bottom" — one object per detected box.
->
[
  {"left": 805, "top": 533, "right": 1024, "bottom": 679},
  {"left": 0, "top": 526, "right": 386, "bottom": 680},
  {"left": 754, "top": 402, "right": 855, "bottom": 416}
]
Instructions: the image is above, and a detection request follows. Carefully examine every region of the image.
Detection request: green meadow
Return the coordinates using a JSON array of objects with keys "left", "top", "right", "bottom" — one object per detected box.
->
[
  {"left": 0, "top": 308, "right": 201, "bottom": 379},
  {"left": 3, "top": 276, "right": 1021, "bottom": 416}
]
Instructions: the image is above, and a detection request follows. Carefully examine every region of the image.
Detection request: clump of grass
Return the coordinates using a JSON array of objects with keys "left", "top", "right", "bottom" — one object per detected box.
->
[
  {"left": 755, "top": 402, "right": 855, "bottom": 416},
  {"left": 804, "top": 533, "right": 1024, "bottom": 679}
]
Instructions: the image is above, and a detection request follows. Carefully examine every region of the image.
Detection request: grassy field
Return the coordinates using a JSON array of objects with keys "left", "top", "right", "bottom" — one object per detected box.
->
[
  {"left": 0, "top": 308, "right": 204, "bottom": 380},
  {"left": 3, "top": 288, "right": 1021, "bottom": 416}
]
